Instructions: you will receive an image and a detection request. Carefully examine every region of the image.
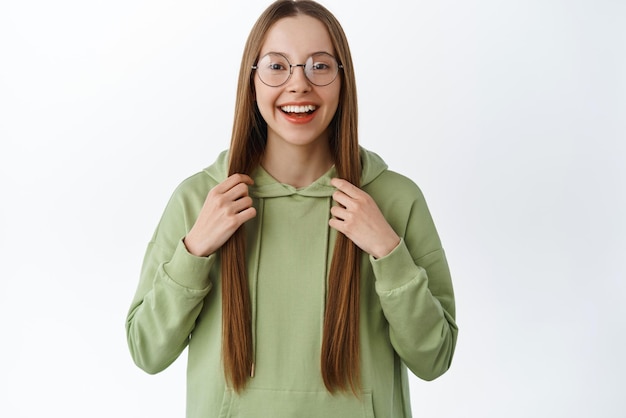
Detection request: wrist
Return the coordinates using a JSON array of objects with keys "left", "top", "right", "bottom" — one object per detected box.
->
[
  {"left": 372, "top": 235, "right": 401, "bottom": 259},
  {"left": 183, "top": 235, "right": 206, "bottom": 257}
]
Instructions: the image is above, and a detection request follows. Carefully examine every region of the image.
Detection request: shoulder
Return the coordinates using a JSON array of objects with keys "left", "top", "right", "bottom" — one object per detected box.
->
[
  {"left": 359, "top": 146, "right": 424, "bottom": 201},
  {"left": 364, "top": 168, "right": 434, "bottom": 233},
  {"left": 170, "top": 171, "right": 214, "bottom": 200},
  {"left": 364, "top": 169, "right": 426, "bottom": 204},
  {"left": 170, "top": 150, "right": 229, "bottom": 200},
  {"left": 366, "top": 169, "right": 443, "bottom": 255}
]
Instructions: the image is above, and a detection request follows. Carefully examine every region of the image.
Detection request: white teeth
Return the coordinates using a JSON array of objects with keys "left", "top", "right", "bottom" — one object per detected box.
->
[{"left": 280, "top": 105, "right": 317, "bottom": 113}]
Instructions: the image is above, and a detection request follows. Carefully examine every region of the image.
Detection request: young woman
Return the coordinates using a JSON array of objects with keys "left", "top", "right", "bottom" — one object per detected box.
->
[{"left": 126, "top": 1, "right": 458, "bottom": 416}]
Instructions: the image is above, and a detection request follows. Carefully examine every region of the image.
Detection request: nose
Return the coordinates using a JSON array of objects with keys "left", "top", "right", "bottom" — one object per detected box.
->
[{"left": 287, "top": 64, "right": 311, "bottom": 92}]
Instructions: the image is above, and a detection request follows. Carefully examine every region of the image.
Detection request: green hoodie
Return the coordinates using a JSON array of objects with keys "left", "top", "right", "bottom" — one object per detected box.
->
[{"left": 126, "top": 147, "right": 458, "bottom": 418}]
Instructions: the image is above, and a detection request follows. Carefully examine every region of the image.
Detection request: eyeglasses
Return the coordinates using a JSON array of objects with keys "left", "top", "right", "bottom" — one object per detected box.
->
[{"left": 252, "top": 52, "right": 343, "bottom": 87}]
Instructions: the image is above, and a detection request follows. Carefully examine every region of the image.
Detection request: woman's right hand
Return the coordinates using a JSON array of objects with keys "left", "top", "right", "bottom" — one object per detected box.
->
[{"left": 183, "top": 173, "right": 256, "bottom": 257}]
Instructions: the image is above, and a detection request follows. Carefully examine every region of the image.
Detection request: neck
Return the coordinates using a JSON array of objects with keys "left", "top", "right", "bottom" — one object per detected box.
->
[{"left": 261, "top": 141, "right": 333, "bottom": 188}]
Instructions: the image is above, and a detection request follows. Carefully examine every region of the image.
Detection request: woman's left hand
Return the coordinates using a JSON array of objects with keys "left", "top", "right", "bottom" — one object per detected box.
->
[{"left": 329, "top": 178, "right": 401, "bottom": 259}]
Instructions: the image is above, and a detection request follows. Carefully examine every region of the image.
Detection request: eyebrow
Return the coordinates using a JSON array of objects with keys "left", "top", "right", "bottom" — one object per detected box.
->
[{"left": 260, "top": 50, "right": 335, "bottom": 59}]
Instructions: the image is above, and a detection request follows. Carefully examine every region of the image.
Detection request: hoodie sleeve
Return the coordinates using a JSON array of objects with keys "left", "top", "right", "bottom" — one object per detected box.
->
[
  {"left": 369, "top": 175, "right": 458, "bottom": 381},
  {"left": 126, "top": 173, "right": 216, "bottom": 374}
]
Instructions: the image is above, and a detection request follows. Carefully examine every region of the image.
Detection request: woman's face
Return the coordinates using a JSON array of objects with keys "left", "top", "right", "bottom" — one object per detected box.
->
[{"left": 254, "top": 15, "right": 341, "bottom": 150}]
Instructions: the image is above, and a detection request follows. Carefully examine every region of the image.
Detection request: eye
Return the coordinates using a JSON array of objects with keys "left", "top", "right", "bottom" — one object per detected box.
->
[
  {"left": 255, "top": 53, "right": 293, "bottom": 86},
  {"left": 264, "top": 54, "right": 290, "bottom": 72},
  {"left": 308, "top": 53, "right": 336, "bottom": 73},
  {"left": 311, "top": 62, "right": 330, "bottom": 71}
]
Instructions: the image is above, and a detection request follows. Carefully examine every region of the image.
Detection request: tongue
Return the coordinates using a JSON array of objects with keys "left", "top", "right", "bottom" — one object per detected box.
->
[{"left": 284, "top": 111, "right": 312, "bottom": 117}]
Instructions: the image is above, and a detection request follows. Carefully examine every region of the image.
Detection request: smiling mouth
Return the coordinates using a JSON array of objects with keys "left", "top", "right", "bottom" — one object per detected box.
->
[{"left": 280, "top": 104, "right": 317, "bottom": 115}]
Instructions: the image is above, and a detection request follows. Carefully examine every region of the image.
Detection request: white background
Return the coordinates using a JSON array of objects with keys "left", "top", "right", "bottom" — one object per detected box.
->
[{"left": 1, "top": 0, "right": 624, "bottom": 417}]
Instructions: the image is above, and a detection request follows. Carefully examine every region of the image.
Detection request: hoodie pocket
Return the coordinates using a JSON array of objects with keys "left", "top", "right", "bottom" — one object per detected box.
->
[{"left": 218, "top": 388, "right": 375, "bottom": 418}]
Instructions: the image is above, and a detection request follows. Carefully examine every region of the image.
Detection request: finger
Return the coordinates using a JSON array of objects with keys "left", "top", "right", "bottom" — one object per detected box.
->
[
  {"left": 232, "top": 196, "right": 254, "bottom": 214},
  {"left": 331, "top": 189, "right": 351, "bottom": 208},
  {"left": 223, "top": 181, "right": 252, "bottom": 201},
  {"left": 234, "top": 206, "right": 257, "bottom": 224},
  {"left": 328, "top": 217, "right": 343, "bottom": 233},
  {"left": 330, "top": 178, "right": 361, "bottom": 198},
  {"left": 215, "top": 173, "right": 254, "bottom": 194},
  {"left": 228, "top": 173, "right": 254, "bottom": 185},
  {"left": 330, "top": 204, "right": 349, "bottom": 221}
]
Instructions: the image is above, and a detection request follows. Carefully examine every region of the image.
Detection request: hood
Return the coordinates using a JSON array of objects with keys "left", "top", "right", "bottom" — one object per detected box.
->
[{"left": 203, "top": 146, "right": 388, "bottom": 195}]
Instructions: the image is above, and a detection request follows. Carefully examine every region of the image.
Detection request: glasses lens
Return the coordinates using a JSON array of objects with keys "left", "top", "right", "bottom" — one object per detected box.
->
[
  {"left": 256, "top": 53, "right": 290, "bottom": 87},
  {"left": 305, "top": 53, "right": 340, "bottom": 86}
]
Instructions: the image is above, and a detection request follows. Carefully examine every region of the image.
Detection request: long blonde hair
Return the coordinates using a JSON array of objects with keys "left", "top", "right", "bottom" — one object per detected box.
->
[{"left": 222, "top": 0, "right": 361, "bottom": 393}]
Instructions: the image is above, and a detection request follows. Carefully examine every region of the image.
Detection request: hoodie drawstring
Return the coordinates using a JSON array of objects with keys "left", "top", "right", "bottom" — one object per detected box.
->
[
  {"left": 320, "top": 197, "right": 333, "bottom": 338},
  {"left": 249, "top": 198, "right": 264, "bottom": 378}
]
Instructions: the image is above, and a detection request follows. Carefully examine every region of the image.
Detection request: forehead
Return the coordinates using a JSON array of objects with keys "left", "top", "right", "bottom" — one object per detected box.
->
[{"left": 260, "top": 15, "right": 334, "bottom": 58}]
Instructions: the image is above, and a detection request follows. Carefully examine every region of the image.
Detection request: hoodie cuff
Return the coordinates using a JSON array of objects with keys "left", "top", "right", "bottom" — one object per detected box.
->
[
  {"left": 370, "top": 238, "right": 425, "bottom": 292},
  {"left": 163, "top": 239, "right": 214, "bottom": 290}
]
